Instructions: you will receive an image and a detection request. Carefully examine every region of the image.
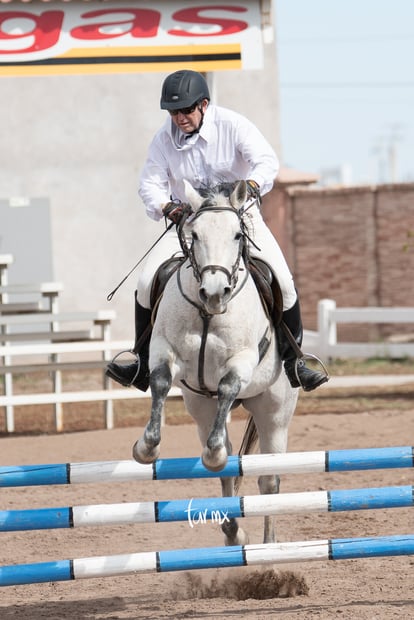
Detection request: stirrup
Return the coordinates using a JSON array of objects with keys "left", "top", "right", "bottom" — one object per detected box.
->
[
  {"left": 292, "top": 353, "right": 330, "bottom": 389},
  {"left": 109, "top": 349, "right": 141, "bottom": 387}
]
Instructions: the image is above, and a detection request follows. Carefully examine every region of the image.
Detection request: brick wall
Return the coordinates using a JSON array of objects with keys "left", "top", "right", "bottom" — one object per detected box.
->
[
  {"left": 262, "top": 182, "right": 414, "bottom": 341},
  {"left": 377, "top": 186, "right": 414, "bottom": 306}
]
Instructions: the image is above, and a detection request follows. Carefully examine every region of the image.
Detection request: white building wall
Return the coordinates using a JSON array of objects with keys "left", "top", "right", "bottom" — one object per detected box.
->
[{"left": 0, "top": 42, "right": 280, "bottom": 338}]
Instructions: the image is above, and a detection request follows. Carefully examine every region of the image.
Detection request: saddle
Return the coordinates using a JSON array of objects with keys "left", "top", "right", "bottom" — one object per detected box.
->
[
  {"left": 150, "top": 255, "right": 283, "bottom": 326},
  {"left": 150, "top": 256, "right": 186, "bottom": 310},
  {"left": 246, "top": 257, "right": 284, "bottom": 326}
]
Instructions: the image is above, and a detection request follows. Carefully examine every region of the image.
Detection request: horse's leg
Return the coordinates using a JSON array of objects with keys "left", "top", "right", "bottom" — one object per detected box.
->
[
  {"left": 214, "top": 417, "right": 249, "bottom": 546},
  {"left": 259, "top": 422, "right": 293, "bottom": 543},
  {"left": 202, "top": 369, "right": 241, "bottom": 472},
  {"left": 220, "top": 474, "right": 249, "bottom": 546},
  {"left": 183, "top": 389, "right": 247, "bottom": 546},
  {"left": 243, "top": 384, "right": 297, "bottom": 543},
  {"left": 132, "top": 362, "right": 171, "bottom": 464}
]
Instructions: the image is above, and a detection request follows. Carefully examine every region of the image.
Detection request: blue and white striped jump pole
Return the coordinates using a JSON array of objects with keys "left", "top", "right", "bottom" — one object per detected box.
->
[
  {"left": 1, "top": 446, "right": 412, "bottom": 487},
  {"left": 0, "top": 485, "right": 413, "bottom": 532},
  {"left": 1, "top": 535, "right": 413, "bottom": 587}
]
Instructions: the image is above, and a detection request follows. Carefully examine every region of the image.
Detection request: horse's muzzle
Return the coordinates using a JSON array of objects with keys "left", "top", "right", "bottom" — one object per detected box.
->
[{"left": 199, "top": 289, "right": 229, "bottom": 314}]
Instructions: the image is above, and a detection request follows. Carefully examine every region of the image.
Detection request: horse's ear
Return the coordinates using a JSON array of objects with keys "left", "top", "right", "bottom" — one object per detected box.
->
[
  {"left": 230, "top": 181, "right": 248, "bottom": 211},
  {"left": 183, "top": 179, "right": 204, "bottom": 212}
]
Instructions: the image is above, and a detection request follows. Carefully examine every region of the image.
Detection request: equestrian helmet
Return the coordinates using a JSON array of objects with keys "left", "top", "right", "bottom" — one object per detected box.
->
[{"left": 160, "top": 70, "right": 210, "bottom": 110}]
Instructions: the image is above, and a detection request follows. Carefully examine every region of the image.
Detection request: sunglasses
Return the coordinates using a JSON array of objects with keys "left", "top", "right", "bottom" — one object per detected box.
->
[{"left": 169, "top": 102, "right": 198, "bottom": 116}]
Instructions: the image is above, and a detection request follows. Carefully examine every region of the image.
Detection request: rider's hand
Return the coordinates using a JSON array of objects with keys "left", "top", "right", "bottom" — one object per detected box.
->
[
  {"left": 246, "top": 179, "right": 261, "bottom": 201},
  {"left": 162, "top": 201, "right": 187, "bottom": 224}
]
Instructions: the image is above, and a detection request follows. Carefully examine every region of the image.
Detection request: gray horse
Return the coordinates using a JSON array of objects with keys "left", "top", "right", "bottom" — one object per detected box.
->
[{"left": 134, "top": 180, "right": 298, "bottom": 545}]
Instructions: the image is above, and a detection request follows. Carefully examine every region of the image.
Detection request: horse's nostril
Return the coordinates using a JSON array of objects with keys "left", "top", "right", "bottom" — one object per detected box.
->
[
  {"left": 223, "top": 287, "right": 231, "bottom": 298},
  {"left": 199, "top": 288, "right": 207, "bottom": 303}
]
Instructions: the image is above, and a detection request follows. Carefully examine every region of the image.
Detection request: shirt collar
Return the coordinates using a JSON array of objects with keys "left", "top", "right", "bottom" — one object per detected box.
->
[
  {"left": 166, "top": 104, "right": 213, "bottom": 148},
  {"left": 198, "top": 104, "right": 213, "bottom": 142}
]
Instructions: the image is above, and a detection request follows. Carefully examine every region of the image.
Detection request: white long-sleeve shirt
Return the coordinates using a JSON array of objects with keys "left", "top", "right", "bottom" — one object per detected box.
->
[{"left": 139, "top": 104, "right": 280, "bottom": 221}]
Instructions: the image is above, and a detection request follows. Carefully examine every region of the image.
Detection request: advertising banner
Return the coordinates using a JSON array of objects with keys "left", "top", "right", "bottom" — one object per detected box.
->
[{"left": 0, "top": 1, "right": 264, "bottom": 77}]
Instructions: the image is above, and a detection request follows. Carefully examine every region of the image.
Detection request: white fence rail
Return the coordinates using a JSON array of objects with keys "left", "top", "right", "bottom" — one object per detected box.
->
[
  {"left": 303, "top": 299, "right": 414, "bottom": 359},
  {"left": 0, "top": 337, "right": 181, "bottom": 433},
  {"left": 0, "top": 258, "right": 182, "bottom": 434}
]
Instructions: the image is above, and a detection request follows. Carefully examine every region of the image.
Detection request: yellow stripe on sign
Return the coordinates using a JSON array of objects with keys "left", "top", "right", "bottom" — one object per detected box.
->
[
  {"left": 58, "top": 44, "right": 241, "bottom": 58},
  {"left": 0, "top": 44, "right": 242, "bottom": 77},
  {"left": 0, "top": 60, "right": 241, "bottom": 77}
]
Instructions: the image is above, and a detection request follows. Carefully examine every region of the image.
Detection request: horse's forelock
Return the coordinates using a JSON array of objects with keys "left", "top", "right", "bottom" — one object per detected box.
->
[{"left": 197, "top": 184, "right": 237, "bottom": 212}]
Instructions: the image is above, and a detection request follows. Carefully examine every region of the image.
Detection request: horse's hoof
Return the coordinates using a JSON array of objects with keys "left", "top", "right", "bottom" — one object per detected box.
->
[
  {"left": 201, "top": 445, "right": 228, "bottom": 472},
  {"left": 132, "top": 439, "right": 160, "bottom": 464},
  {"left": 221, "top": 517, "right": 249, "bottom": 546},
  {"left": 225, "top": 529, "right": 249, "bottom": 547}
]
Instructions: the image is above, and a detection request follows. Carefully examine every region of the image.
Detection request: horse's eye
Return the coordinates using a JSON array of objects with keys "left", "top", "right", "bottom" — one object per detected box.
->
[
  {"left": 235, "top": 232, "right": 242, "bottom": 241},
  {"left": 192, "top": 231, "right": 199, "bottom": 241}
]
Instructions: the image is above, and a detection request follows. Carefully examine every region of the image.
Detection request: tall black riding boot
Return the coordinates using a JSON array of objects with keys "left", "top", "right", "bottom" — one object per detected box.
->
[
  {"left": 277, "top": 299, "right": 328, "bottom": 392},
  {"left": 105, "top": 294, "right": 152, "bottom": 392}
]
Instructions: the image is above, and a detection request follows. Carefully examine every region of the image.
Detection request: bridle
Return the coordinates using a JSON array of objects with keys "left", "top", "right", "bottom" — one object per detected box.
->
[{"left": 177, "top": 203, "right": 247, "bottom": 297}]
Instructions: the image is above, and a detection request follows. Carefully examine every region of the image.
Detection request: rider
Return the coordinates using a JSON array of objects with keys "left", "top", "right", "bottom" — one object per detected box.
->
[{"left": 106, "top": 69, "right": 328, "bottom": 393}]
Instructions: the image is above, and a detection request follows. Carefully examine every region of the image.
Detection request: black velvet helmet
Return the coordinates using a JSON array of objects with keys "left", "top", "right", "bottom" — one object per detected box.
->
[{"left": 160, "top": 70, "right": 210, "bottom": 110}]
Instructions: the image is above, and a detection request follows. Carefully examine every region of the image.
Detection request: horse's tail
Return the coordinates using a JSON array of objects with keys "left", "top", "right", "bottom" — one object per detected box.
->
[{"left": 234, "top": 415, "right": 258, "bottom": 495}]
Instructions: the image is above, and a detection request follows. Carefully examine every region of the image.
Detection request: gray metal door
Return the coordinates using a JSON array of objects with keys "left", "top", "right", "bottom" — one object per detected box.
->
[{"left": 0, "top": 197, "right": 53, "bottom": 285}]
